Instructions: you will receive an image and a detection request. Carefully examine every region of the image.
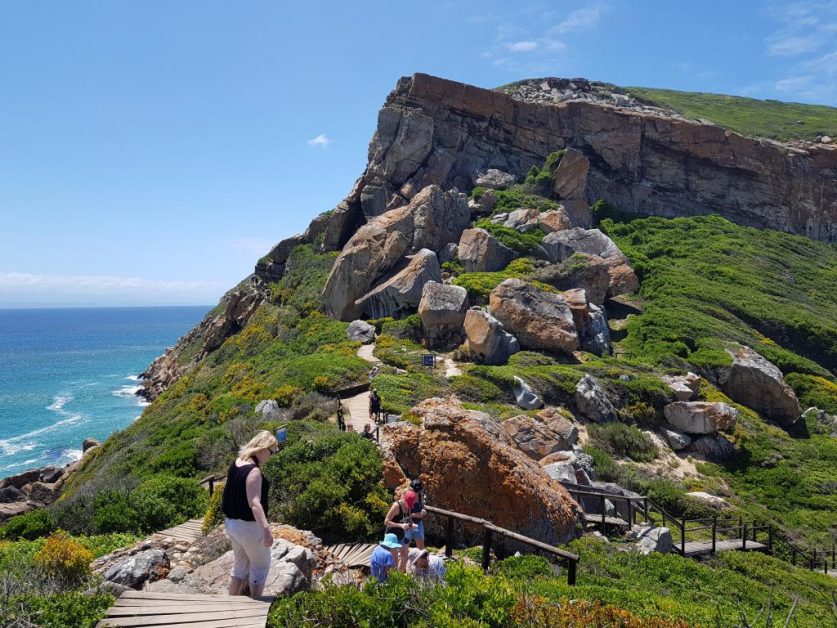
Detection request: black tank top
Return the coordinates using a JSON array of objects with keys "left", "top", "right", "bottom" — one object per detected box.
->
[{"left": 221, "top": 461, "right": 270, "bottom": 521}]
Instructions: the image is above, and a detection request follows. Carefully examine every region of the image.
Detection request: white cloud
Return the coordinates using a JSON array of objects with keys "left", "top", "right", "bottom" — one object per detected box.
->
[
  {"left": 307, "top": 134, "right": 331, "bottom": 148},
  {"left": 767, "top": 34, "right": 821, "bottom": 56},
  {"left": 506, "top": 40, "right": 538, "bottom": 52},
  {"left": 0, "top": 272, "right": 226, "bottom": 294},
  {"left": 551, "top": 6, "right": 604, "bottom": 34}
]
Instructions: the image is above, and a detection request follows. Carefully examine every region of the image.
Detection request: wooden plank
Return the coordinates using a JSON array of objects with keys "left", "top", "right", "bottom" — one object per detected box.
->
[
  {"left": 681, "top": 540, "right": 767, "bottom": 556},
  {"left": 118, "top": 590, "right": 272, "bottom": 604},
  {"left": 583, "top": 514, "right": 629, "bottom": 527},
  {"left": 108, "top": 603, "right": 266, "bottom": 616},
  {"left": 99, "top": 618, "right": 264, "bottom": 628},
  {"left": 98, "top": 608, "right": 268, "bottom": 626},
  {"left": 114, "top": 598, "right": 265, "bottom": 608}
]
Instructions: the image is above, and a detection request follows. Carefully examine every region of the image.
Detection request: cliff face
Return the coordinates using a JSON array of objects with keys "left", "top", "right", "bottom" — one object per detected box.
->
[
  {"left": 358, "top": 74, "right": 835, "bottom": 241},
  {"left": 141, "top": 73, "right": 837, "bottom": 397}
]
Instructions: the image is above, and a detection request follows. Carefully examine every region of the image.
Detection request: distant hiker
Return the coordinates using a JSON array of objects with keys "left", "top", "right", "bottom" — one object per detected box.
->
[
  {"left": 361, "top": 423, "right": 375, "bottom": 440},
  {"left": 369, "top": 389, "right": 382, "bottom": 423},
  {"left": 404, "top": 479, "right": 427, "bottom": 550},
  {"left": 384, "top": 489, "right": 418, "bottom": 572},
  {"left": 336, "top": 400, "right": 345, "bottom": 431},
  {"left": 221, "top": 430, "right": 279, "bottom": 598},
  {"left": 370, "top": 532, "right": 403, "bottom": 582},
  {"left": 408, "top": 548, "right": 446, "bottom": 582}
]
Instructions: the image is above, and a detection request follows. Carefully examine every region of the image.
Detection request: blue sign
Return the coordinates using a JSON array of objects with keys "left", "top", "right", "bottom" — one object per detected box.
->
[{"left": 276, "top": 426, "right": 287, "bottom": 444}]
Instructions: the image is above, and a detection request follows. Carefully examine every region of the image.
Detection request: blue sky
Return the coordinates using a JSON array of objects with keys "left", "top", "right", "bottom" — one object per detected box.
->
[{"left": 1, "top": 1, "right": 834, "bottom": 307}]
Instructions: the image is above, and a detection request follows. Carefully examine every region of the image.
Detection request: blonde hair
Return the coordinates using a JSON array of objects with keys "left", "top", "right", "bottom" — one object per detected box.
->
[{"left": 238, "top": 430, "right": 279, "bottom": 462}]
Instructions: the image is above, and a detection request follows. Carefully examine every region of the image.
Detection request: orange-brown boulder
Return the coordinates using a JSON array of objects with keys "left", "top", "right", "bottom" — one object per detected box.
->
[{"left": 383, "top": 397, "right": 581, "bottom": 551}]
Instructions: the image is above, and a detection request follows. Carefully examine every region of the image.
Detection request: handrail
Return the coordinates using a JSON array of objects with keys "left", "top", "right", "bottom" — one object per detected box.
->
[
  {"left": 199, "top": 474, "right": 224, "bottom": 496},
  {"left": 424, "top": 504, "right": 579, "bottom": 585}
]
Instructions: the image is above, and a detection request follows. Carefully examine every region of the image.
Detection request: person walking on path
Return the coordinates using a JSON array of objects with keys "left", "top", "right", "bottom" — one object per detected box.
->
[
  {"left": 404, "top": 479, "right": 427, "bottom": 550},
  {"left": 369, "top": 389, "right": 382, "bottom": 424},
  {"left": 220, "top": 430, "right": 279, "bottom": 598},
  {"left": 384, "top": 489, "right": 418, "bottom": 572},
  {"left": 370, "top": 533, "right": 403, "bottom": 582}
]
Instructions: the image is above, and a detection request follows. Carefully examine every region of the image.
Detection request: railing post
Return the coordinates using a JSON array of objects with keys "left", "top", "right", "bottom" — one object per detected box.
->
[
  {"left": 767, "top": 526, "right": 773, "bottom": 553},
  {"left": 752, "top": 521, "right": 757, "bottom": 542},
  {"left": 712, "top": 516, "right": 717, "bottom": 555},
  {"left": 832, "top": 545, "right": 835, "bottom": 570},
  {"left": 681, "top": 519, "right": 685, "bottom": 555},
  {"left": 481, "top": 527, "right": 493, "bottom": 572},
  {"left": 567, "top": 558, "right": 577, "bottom": 586},
  {"left": 445, "top": 516, "right": 455, "bottom": 559},
  {"left": 208, "top": 478, "right": 214, "bottom": 497},
  {"left": 627, "top": 500, "right": 633, "bottom": 526},
  {"left": 600, "top": 494, "right": 606, "bottom": 529},
  {"left": 792, "top": 546, "right": 796, "bottom": 566},
  {"left": 643, "top": 498, "right": 648, "bottom": 523},
  {"left": 811, "top": 550, "right": 816, "bottom": 570},
  {"left": 742, "top": 524, "right": 747, "bottom": 551}
]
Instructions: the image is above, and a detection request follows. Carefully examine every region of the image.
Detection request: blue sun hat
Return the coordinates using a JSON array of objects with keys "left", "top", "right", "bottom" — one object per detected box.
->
[{"left": 380, "top": 532, "right": 402, "bottom": 549}]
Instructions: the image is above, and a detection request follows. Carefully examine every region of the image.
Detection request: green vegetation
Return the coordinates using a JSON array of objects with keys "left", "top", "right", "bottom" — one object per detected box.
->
[
  {"left": 473, "top": 218, "right": 545, "bottom": 255},
  {"left": 452, "top": 258, "right": 536, "bottom": 303},
  {"left": 269, "top": 539, "right": 837, "bottom": 626},
  {"left": 264, "top": 421, "right": 389, "bottom": 543},
  {"left": 625, "top": 85, "right": 837, "bottom": 141},
  {"left": 484, "top": 184, "right": 561, "bottom": 214},
  {"left": 588, "top": 422, "right": 658, "bottom": 462}
]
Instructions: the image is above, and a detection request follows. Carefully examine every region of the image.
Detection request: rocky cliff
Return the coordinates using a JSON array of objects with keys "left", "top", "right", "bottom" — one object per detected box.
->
[{"left": 141, "top": 73, "right": 837, "bottom": 397}]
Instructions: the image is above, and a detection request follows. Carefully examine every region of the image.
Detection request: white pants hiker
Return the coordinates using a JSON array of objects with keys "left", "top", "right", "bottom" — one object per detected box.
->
[{"left": 224, "top": 517, "right": 271, "bottom": 589}]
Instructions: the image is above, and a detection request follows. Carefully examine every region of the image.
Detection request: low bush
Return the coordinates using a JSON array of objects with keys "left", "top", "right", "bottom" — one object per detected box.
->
[
  {"left": 202, "top": 485, "right": 224, "bottom": 535},
  {"left": 0, "top": 509, "right": 56, "bottom": 540},
  {"left": 5, "top": 592, "right": 113, "bottom": 628},
  {"left": 33, "top": 530, "right": 94, "bottom": 585},
  {"left": 588, "top": 422, "right": 658, "bottom": 462},
  {"left": 381, "top": 313, "right": 423, "bottom": 342}
]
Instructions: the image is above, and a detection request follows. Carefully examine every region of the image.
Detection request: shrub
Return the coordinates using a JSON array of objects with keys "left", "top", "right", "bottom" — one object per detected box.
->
[
  {"left": 0, "top": 509, "right": 56, "bottom": 541},
  {"left": 381, "top": 313, "right": 423, "bottom": 342},
  {"left": 588, "top": 422, "right": 658, "bottom": 462},
  {"left": 473, "top": 218, "right": 546, "bottom": 255},
  {"left": 202, "top": 486, "right": 224, "bottom": 535},
  {"left": 272, "top": 384, "right": 303, "bottom": 407},
  {"left": 33, "top": 530, "right": 93, "bottom": 585},
  {"left": 492, "top": 554, "right": 554, "bottom": 579},
  {"left": 134, "top": 475, "right": 208, "bottom": 522},
  {"left": 8, "top": 592, "right": 113, "bottom": 628}
]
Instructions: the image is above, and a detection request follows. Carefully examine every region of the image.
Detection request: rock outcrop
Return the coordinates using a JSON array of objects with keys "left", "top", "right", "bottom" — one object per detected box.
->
[
  {"left": 664, "top": 401, "right": 738, "bottom": 434},
  {"left": 534, "top": 253, "right": 611, "bottom": 305},
  {"left": 383, "top": 397, "right": 581, "bottom": 551},
  {"left": 458, "top": 228, "right": 517, "bottom": 273},
  {"left": 503, "top": 408, "right": 578, "bottom": 460},
  {"left": 347, "top": 320, "right": 377, "bottom": 344},
  {"left": 462, "top": 308, "right": 520, "bottom": 365},
  {"left": 323, "top": 185, "right": 468, "bottom": 320},
  {"left": 489, "top": 279, "right": 579, "bottom": 354},
  {"left": 720, "top": 346, "right": 801, "bottom": 425},
  {"left": 418, "top": 282, "right": 469, "bottom": 350},
  {"left": 355, "top": 249, "right": 441, "bottom": 319},
  {"left": 574, "top": 374, "right": 618, "bottom": 422}
]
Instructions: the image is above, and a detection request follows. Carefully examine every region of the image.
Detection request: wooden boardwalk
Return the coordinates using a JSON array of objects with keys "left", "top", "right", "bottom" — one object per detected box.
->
[
  {"left": 678, "top": 539, "right": 768, "bottom": 557},
  {"left": 327, "top": 543, "right": 377, "bottom": 568},
  {"left": 150, "top": 518, "right": 205, "bottom": 544},
  {"left": 97, "top": 590, "right": 274, "bottom": 627},
  {"left": 583, "top": 513, "right": 630, "bottom": 528}
]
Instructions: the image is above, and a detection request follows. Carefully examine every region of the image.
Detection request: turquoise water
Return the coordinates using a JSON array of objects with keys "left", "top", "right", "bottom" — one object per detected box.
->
[{"left": 0, "top": 307, "right": 207, "bottom": 478}]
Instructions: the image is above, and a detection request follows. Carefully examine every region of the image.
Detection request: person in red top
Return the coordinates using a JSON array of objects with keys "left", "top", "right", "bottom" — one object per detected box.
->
[{"left": 384, "top": 489, "right": 418, "bottom": 572}]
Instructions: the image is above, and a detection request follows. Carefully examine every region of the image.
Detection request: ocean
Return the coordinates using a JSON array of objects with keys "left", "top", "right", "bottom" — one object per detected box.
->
[{"left": 0, "top": 306, "right": 207, "bottom": 478}]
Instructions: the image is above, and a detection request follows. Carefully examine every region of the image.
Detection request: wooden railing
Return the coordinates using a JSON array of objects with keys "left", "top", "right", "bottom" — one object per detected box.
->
[
  {"left": 424, "top": 505, "right": 579, "bottom": 585},
  {"left": 198, "top": 474, "right": 224, "bottom": 496}
]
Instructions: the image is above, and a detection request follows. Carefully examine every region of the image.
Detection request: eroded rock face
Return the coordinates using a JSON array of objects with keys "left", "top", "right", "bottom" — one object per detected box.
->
[
  {"left": 489, "top": 279, "right": 579, "bottom": 354},
  {"left": 721, "top": 347, "right": 801, "bottom": 425},
  {"left": 503, "top": 409, "right": 578, "bottom": 460},
  {"left": 323, "top": 186, "right": 468, "bottom": 320},
  {"left": 462, "top": 308, "right": 520, "bottom": 365},
  {"left": 418, "top": 282, "right": 469, "bottom": 350},
  {"left": 355, "top": 249, "right": 441, "bottom": 319},
  {"left": 383, "top": 397, "right": 581, "bottom": 551},
  {"left": 473, "top": 169, "right": 516, "bottom": 189},
  {"left": 664, "top": 401, "right": 738, "bottom": 435},
  {"left": 539, "top": 208, "right": 573, "bottom": 233},
  {"left": 691, "top": 433, "right": 736, "bottom": 461},
  {"left": 458, "top": 228, "right": 517, "bottom": 273}
]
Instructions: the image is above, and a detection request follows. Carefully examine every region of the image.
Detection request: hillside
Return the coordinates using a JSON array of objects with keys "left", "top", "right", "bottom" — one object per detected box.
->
[{"left": 2, "top": 74, "right": 836, "bottom": 626}]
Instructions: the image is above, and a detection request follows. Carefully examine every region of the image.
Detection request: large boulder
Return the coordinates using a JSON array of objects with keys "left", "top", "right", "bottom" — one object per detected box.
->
[
  {"left": 418, "top": 282, "right": 469, "bottom": 350},
  {"left": 513, "top": 376, "right": 544, "bottom": 410},
  {"left": 636, "top": 527, "right": 673, "bottom": 555},
  {"left": 561, "top": 289, "right": 611, "bottom": 356},
  {"left": 323, "top": 185, "right": 468, "bottom": 320},
  {"left": 82, "top": 438, "right": 101, "bottom": 453},
  {"left": 489, "top": 279, "right": 579, "bottom": 355},
  {"left": 473, "top": 169, "right": 516, "bottom": 189},
  {"left": 462, "top": 308, "right": 520, "bottom": 365},
  {"left": 574, "top": 374, "right": 618, "bottom": 422},
  {"left": 691, "top": 433, "right": 736, "bottom": 461},
  {"left": 383, "top": 397, "right": 581, "bottom": 550},
  {"left": 534, "top": 253, "right": 611, "bottom": 305},
  {"left": 662, "top": 373, "right": 701, "bottom": 402},
  {"left": 659, "top": 425, "right": 692, "bottom": 451},
  {"left": 0, "top": 501, "right": 37, "bottom": 522},
  {"left": 256, "top": 399, "right": 281, "bottom": 422},
  {"left": 355, "top": 249, "right": 442, "bottom": 319},
  {"left": 553, "top": 148, "right": 589, "bottom": 202},
  {"left": 458, "top": 228, "right": 517, "bottom": 273},
  {"left": 103, "top": 549, "right": 170, "bottom": 589},
  {"left": 25, "top": 482, "right": 60, "bottom": 505},
  {"left": 664, "top": 401, "right": 738, "bottom": 435},
  {"left": 39, "top": 466, "right": 64, "bottom": 484},
  {"left": 503, "top": 208, "right": 541, "bottom": 232},
  {"left": 0, "top": 469, "right": 40, "bottom": 490},
  {"left": 347, "top": 320, "right": 376, "bottom": 344},
  {"left": 503, "top": 409, "right": 578, "bottom": 460},
  {"left": 538, "top": 208, "right": 573, "bottom": 233},
  {"left": 720, "top": 347, "right": 801, "bottom": 425},
  {"left": 541, "top": 228, "right": 639, "bottom": 297},
  {"left": 0, "top": 486, "right": 25, "bottom": 503}
]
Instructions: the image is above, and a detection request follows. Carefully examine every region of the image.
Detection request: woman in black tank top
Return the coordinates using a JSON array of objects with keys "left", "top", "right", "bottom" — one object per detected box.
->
[{"left": 220, "top": 430, "right": 278, "bottom": 597}]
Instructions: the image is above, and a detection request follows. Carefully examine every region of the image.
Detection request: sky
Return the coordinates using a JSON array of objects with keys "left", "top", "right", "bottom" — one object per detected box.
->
[{"left": 0, "top": 1, "right": 835, "bottom": 307}]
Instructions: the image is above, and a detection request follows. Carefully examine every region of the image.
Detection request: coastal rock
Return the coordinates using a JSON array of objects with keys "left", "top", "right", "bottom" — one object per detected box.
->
[
  {"left": 686, "top": 491, "right": 727, "bottom": 508},
  {"left": 504, "top": 208, "right": 541, "bottom": 232},
  {"left": 25, "top": 481, "right": 60, "bottom": 505},
  {"left": 458, "top": 228, "right": 517, "bottom": 273},
  {"left": 418, "top": 282, "right": 469, "bottom": 350},
  {"left": 382, "top": 397, "right": 581, "bottom": 551},
  {"left": 534, "top": 253, "right": 611, "bottom": 305},
  {"left": 538, "top": 207, "right": 573, "bottom": 233},
  {"left": 664, "top": 401, "right": 738, "bottom": 435},
  {"left": 691, "top": 433, "right": 736, "bottom": 461},
  {"left": 503, "top": 410, "right": 577, "bottom": 460},
  {"left": 541, "top": 228, "right": 639, "bottom": 297},
  {"left": 0, "top": 469, "right": 40, "bottom": 490},
  {"left": 103, "top": 549, "right": 170, "bottom": 589},
  {"left": 513, "top": 376, "right": 544, "bottom": 410},
  {"left": 662, "top": 373, "right": 701, "bottom": 402},
  {"left": 582, "top": 303, "right": 611, "bottom": 356},
  {"left": 0, "top": 486, "right": 25, "bottom": 503},
  {"left": 574, "top": 374, "right": 618, "bottom": 422},
  {"left": 0, "top": 501, "right": 37, "bottom": 522},
  {"left": 489, "top": 279, "right": 579, "bottom": 355},
  {"left": 323, "top": 185, "right": 468, "bottom": 320},
  {"left": 636, "top": 527, "right": 673, "bottom": 555},
  {"left": 347, "top": 320, "right": 377, "bottom": 344},
  {"left": 473, "top": 168, "right": 516, "bottom": 189},
  {"left": 462, "top": 308, "right": 520, "bottom": 365},
  {"left": 355, "top": 248, "right": 441, "bottom": 319},
  {"left": 660, "top": 426, "right": 692, "bottom": 451},
  {"left": 256, "top": 399, "right": 281, "bottom": 422},
  {"left": 39, "top": 466, "right": 64, "bottom": 484},
  {"left": 721, "top": 346, "right": 801, "bottom": 425},
  {"left": 83, "top": 438, "right": 101, "bottom": 453}
]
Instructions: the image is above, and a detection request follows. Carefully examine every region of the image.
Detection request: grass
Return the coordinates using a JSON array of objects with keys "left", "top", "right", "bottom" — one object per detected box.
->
[{"left": 624, "top": 85, "right": 837, "bottom": 142}]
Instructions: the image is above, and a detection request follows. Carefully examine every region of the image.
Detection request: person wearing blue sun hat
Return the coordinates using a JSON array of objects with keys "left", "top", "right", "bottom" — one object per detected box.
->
[{"left": 370, "top": 532, "right": 403, "bottom": 582}]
